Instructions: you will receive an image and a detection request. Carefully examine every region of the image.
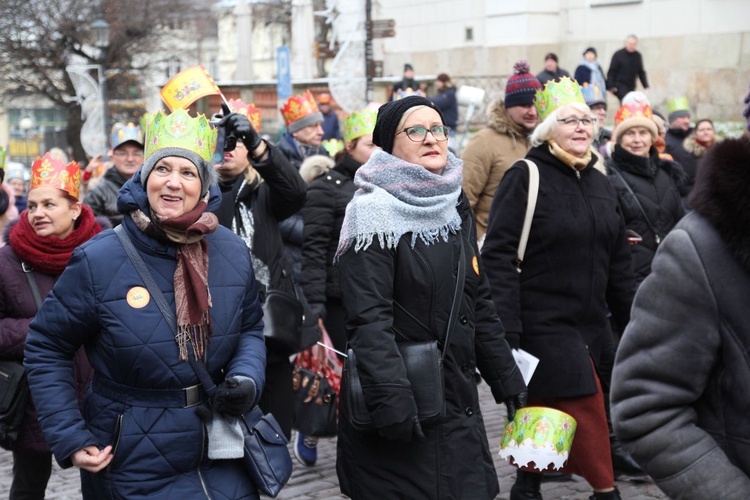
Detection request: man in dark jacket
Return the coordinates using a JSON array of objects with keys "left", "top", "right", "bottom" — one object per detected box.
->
[
  {"left": 536, "top": 53, "right": 570, "bottom": 86},
  {"left": 213, "top": 102, "right": 306, "bottom": 441},
  {"left": 317, "top": 93, "right": 341, "bottom": 141},
  {"left": 83, "top": 122, "right": 144, "bottom": 226},
  {"left": 607, "top": 35, "right": 649, "bottom": 103},
  {"left": 663, "top": 96, "right": 696, "bottom": 198}
]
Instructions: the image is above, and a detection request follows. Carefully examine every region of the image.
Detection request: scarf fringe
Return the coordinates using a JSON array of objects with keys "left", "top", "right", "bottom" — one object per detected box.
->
[
  {"left": 177, "top": 310, "right": 211, "bottom": 361},
  {"left": 343, "top": 219, "right": 462, "bottom": 257}
]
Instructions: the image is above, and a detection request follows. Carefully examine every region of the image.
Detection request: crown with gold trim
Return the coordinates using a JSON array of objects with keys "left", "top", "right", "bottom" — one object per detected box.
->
[
  {"left": 280, "top": 90, "right": 320, "bottom": 127},
  {"left": 0, "top": 146, "right": 6, "bottom": 170},
  {"left": 342, "top": 108, "right": 377, "bottom": 143},
  {"left": 144, "top": 109, "right": 217, "bottom": 164},
  {"left": 666, "top": 96, "right": 689, "bottom": 115},
  {"left": 535, "top": 77, "right": 585, "bottom": 122},
  {"left": 30, "top": 152, "right": 82, "bottom": 200},
  {"left": 227, "top": 98, "right": 262, "bottom": 132},
  {"left": 111, "top": 122, "right": 144, "bottom": 150}
]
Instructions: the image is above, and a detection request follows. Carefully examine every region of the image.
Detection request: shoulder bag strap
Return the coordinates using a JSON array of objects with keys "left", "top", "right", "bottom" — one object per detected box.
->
[
  {"left": 441, "top": 222, "right": 467, "bottom": 360},
  {"left": 609, "top": 166, "right": 661, "bottom": 244},
  {"left": 113, "top": 225, "right": 218, "bottom": 396},
  {"left": 515, "top": 159, "right": 540, "bottom": 272},
  {"left": 22, "top": 263, "right": 44, "bottom": 310}
]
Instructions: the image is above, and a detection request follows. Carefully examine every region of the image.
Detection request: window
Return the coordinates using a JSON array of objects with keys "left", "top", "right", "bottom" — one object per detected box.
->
[{"left": 465, "top": 27, "right": 473, "bottom": 42}]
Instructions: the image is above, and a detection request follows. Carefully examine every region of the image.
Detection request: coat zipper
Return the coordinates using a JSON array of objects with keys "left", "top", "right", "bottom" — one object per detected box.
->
[
  {"left": 198, "top": 424, "right": 212, "bottom": 499},
  {"left": 105, "top": 414, "right": 124, "bottom": 478}
]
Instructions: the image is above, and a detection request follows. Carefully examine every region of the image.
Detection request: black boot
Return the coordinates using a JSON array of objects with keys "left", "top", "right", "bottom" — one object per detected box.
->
[
  {"left": 510, "top": 470, "right": 543, "bottom": 500},
  {"left": 604, "top": 392, "right": 648, "bottom": 480},
  {"left": 589, "top": 486, "right": 621, "bottom": 500}
]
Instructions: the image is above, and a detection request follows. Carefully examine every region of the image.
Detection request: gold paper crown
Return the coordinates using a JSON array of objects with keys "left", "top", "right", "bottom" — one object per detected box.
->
[
  {"left": 614, "top": 102, "right": 654, "bottom": 127},
  {"left": 535, "top": 77, "right": 586, "bottom": 122},
  {"left": 145, "top": 109, "right": 217, "bottom": 164},
  {"left": 30, "top": 152, "right": 82, "bottom": 200},
  {"left": 280, "top": 90, "right": 320, "bottom": 126},
  {"left": 227, "top": 98, "right": 262, "bottom": 132},
  {"left": 342, "top": 108, "right": 377, "bottom": 143},
  {"left": 666, "top": 96, "right": 689, "bottom": 115}
]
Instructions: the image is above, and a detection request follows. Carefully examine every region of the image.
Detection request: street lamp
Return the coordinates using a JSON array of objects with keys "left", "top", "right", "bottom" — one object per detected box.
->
[{"left": 91, "top": 13, "right": 110, "bottom": 144}]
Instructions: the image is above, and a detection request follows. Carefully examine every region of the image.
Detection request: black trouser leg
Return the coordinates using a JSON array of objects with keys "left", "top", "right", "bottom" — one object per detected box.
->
[
  {"left": 510, "top": 470, "right": 543, "bottom": 500},
  {"left": 10, "top": 451, "right": 52, "bottom": 500}
]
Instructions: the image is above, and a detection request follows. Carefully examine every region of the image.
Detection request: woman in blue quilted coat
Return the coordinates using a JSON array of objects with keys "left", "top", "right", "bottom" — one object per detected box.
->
[{"left": 24, "top": 111, "right": 267, "bottom": 499}]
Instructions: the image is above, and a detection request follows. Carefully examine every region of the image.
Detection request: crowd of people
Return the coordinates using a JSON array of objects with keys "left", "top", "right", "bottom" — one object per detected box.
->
[{"left": 1, "top": 31, "right": 749, "bottom": 500}]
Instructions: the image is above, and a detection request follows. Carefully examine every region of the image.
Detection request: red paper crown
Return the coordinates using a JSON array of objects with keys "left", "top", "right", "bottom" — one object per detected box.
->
[
  {"left": 280, "top": 90, "right": 320, "bottom": 126},
  {"left": 614, "top": 102, "right": 654, "bottom": 127},
  {"left": 227, "top": 98, "right": 262, "bottom": 132},
  {"left": 30, "top": 152, "right": 82, "bottom": 200}
]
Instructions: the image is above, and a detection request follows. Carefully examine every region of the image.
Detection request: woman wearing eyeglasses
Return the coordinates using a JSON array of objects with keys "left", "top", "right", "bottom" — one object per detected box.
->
[
  {"left": 334, "top": 96, "right": 527, "bottom": 499},
  {"left": 482, "top": 78, "right": 636, "bottom": 500}
]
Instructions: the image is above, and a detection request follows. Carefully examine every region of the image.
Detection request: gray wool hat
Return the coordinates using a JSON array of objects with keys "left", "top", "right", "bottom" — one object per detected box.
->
[
  {"left": 141, "top": 147, "right": 217, "bottom": 198},
  {"left": 287, "top": 111, "right": 324, "bottom": 134}
]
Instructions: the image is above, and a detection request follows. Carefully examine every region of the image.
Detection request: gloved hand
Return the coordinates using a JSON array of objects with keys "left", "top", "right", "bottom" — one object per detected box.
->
[
  {"left": 212, "top": 376, "right": 257, "bottom": 417},
  {"left": 309, "top": 303, "right": 327, "bottom": 321},
  {"left": 504, "top": 390, "right": 528, "bottom": 422},
  {"left": 217, "top": 103, "right": 263, "bottom": 153},
  {"left": 378, "top": 415, "right": 425, "bottom": 444}
]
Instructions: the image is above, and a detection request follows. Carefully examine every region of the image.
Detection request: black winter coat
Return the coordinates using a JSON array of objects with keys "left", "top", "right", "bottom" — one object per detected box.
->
[
  {"left": 301, "top": 155, "right": 359, "bottom": 307},
  {"left": 83, "top": 167, "right": 129, "bottom": 227},
  {"left": 606, "top": 145, "right": 685, "bottom": 284},
  {"left": 336, "top": 196, "right": 525, "bottom": 500},
  {"left": 606, "top": 48, "right": 649, "bottom": 101},
  {"left": 482, "top": 144, "right": 636, "bottom": 398},
  {"left": 431, "top": 87, "right": 458, "bottom": 129},
  {"left": 665, "top": 127, "right": 697, "bottom": 197}
]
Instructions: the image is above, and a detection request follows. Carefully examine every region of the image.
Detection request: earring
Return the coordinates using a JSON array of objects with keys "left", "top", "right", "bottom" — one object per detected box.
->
[{"left": 72, "top": 216, "right": 78, "bottom": 221}]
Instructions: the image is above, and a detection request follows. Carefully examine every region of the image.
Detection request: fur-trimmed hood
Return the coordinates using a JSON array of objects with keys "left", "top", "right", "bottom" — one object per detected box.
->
[
  {"left": 683, "top": 133, "right": 722, "bottom": 157},
  {"left": 689, "top": 137, "right": 750, "bottom": 273},
  {"left": 485, "top": 98, "right": 528, "bottom": 139}
]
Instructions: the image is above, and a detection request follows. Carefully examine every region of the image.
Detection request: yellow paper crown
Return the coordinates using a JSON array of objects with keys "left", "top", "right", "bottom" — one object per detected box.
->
[
  {"left": 144, "top": 109, "right": 217, "bottom": 164},
  {"left": 30, "top": 152, "right": 82, "bottom": 200},
  {"left": 140, "top": 112, "right": 154, "bottom": 132},
  {"left": 227, "top": 98, "right": 262, "bottom": 132},
  {"left": 666, "top": 97, "right": 689, "bottom": 115},
  {"left": 342, "top": 108, "right": 377, "bottom": 143},
  {"left": 280, "top": 90, "right": 320, "bottom": 126},
  {"left": 0, "top": 146, "right": 6, "bottom": 169},
  {"left": 535, "top": 77, "right": 586, "bottom": 122}
]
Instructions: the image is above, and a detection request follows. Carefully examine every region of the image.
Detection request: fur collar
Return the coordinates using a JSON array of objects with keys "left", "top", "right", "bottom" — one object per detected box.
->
[
  {"left": 689, "top": 138, "right": 750, "bottom": 274},
  {"left": 485, "top": 98, "right": 529, "bottom": 139}
]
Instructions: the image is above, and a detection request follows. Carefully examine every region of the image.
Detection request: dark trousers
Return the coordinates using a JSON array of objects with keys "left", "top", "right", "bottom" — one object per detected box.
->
[
  {"left": 10, "top": 451, "right": 52, "bottom": 500},
  {"left": 258, "top": 357, "right": 294, "bottom": 440},
  {"left": 323, "top": 298, "right": 347, "bottom": 356}
]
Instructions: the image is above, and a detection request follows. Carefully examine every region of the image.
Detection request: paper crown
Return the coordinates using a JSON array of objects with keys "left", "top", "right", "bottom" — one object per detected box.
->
[
  {"left": 499, "top": 407, "right": 578, "bottom": 472},
  {"left": 140, "top": 112, "right": 154, "bottom": 132},
  {"left": 342, "top": 108, "right": 377, "bottom": 143},
  {"left": 280, "top": 90, "right": 320, "bottom": 126},
  {"left": 111, "top": 122, "right": 144, "bottom": 150},
  {"left": 393, "top": 88, "right": 426, "bottom": 100},
  {"left": 614, "top": 101, "right": 654, "bottom": 127},
  {"left": 321, "top": 139, "right": 344, "bottom": 157},
  {"left": 0, "top": 146, "right": 6, "bottom": 170},
  {"left": 535, "top": 77, "right": 585, "bottom": 122},
  {"left": 666, "top": 96, "right": 690, "bottom": 115},
  {"left": 227, "top": 98, "right": 262, "bottom": 132},
  {"left": 30, "top": 152, "right": 82, "bottom": 200},
  {"left": 580, "top": 83, "right": 605, "bottom": 106},
  {"left": 144, "top": 109, "right": 217, "bottom": 164}
]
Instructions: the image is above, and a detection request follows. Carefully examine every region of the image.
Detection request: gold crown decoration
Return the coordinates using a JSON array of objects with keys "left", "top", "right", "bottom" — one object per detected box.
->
[
  {"left": 342, "top": 108, "right": 377, "bottom": 143},
  {"left": 614, "top": 102, "right": 654, "bottom": 127},
  {"left": 227, "top": 98, "right": 262, "bottom": 132},
  {"left": 666, "top": 96, "right": 689, "bottom": 115},
  {"left": 111, "top": 122, "right": 144, "bottom": 150},
  {"left": 534, "top": 77, "right": 586, "bottom": 122},
  {"left": 144, "top": 109, "right": 217, "bottom": 164},
  {"left": 280, "top": 90, "right": 320, "bottom": 127},
  {"left": 30, "top": 152, "right": 82, "bottom": 200}
]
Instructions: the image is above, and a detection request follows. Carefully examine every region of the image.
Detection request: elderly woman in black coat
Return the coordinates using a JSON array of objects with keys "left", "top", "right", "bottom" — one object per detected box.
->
[
  {"left": 335, "top": 96, "right": 527, "bottom": 499},
  {"left": 482, "top": 78, "right": 636, "bottom": 500}
]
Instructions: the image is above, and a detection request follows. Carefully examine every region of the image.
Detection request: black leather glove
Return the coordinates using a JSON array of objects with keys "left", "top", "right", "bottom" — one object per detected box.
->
[
  {"left": 217, "top": 103, "right": 263, "bottom": 153},
  {"left": 212, "top": 376, "right": 257, "bottom": 417},
  {"left": 378, "top": 416, "right": 425, "bottom": 444},
  {"left": 504, "top": 390, "right": 528, "bottom": 422}
]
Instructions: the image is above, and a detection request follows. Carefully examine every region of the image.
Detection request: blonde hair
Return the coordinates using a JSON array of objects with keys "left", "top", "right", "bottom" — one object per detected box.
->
[{"left": 530, "top": 102, "right": 599, "bottom": 147}]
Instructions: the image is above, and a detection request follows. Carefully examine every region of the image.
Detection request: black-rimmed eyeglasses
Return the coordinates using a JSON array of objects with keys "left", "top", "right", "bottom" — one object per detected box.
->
[
  {"left": 396, "top": 125, "right": 451, "bottom": 142},
  {"left": 557, "top": 116, "right": 594, "bottom": 127}
]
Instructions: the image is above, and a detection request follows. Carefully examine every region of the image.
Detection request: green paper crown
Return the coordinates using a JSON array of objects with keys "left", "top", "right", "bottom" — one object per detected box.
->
[
  {"left": 342, "top": 108, "right": 378, "bottom": 143},
  {"left": 666, "top": 96, "right": 689, "bottom": 114},
  {"left": 0, "top": 145, "right": 6, "bottom": 170},
  {"left": 144, "top": 109, "right": 217, "bottom": 163},
  {"left": 534, "top": 77, "right": 585, "bottom": 122}
]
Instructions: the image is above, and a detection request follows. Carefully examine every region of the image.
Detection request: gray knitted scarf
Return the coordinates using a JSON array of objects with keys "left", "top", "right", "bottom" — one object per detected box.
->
[{"left": 335, "top": 149, "right": 463, "bottom": 261}]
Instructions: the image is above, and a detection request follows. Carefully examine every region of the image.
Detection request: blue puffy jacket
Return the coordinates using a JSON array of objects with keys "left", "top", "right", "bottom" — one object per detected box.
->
[{"left": 24, "top": 170, "right": 266, "bottom": 499}]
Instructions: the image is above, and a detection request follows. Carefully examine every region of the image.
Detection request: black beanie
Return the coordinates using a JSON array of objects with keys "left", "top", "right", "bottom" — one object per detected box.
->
[{"left": 372, "top": 96, "right": 445, "bottom": 154}]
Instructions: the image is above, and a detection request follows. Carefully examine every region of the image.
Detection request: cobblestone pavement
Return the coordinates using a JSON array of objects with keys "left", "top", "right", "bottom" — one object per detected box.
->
[{"left": 0, "top": 383, "right": 667, "bottom": 499}]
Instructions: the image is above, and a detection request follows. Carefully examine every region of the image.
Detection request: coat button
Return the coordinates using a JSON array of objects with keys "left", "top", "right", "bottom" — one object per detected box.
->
[
  {"left": 465, "top": 407, "right": 473, "bottom": 416},
  {"left": 459, "top": 316, "right": 468, "bottom": 325},
  {"left": 461, "top": 363, "right": 468, "bottom": 371}
]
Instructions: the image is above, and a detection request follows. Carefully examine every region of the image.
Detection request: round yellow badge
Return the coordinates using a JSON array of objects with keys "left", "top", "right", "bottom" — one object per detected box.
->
[
  {"left": 472, "top": 256, "right": 480, "bottom": 275},
  {"left": 126, "top": 286, "right": 150, "bottom": 309}
]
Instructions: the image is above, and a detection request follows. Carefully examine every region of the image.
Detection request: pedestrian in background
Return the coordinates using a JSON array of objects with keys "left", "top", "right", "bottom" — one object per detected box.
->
[
  {"left": 431, "top": 73, "right": 458, "bottom": 148},
  {"left": 536, "top": 52, "right": 570, "bottom": 86},
  {"left": 0, "top": 162, "right": 19, "bottom": 245},
  {"left": 581, "top": 83, "right": 611, "bottom": 154},
  {"left": 574, "top": 47, "right": 608, "bottom": 92},
  {"left": 4, "top": 165, "right": 28, "bottom": 213},
  {"left": 1, "top": 153, "right": 104, "bottom": 499},
  {"left": 318, "top": 93, "right": 341, "bottom": 141},
  {"left": 607, "top": 34, "right": 649, "bottom": 103},
  {"left": 24, "top": 110, "right": 266, "bottom": 498},
  {"left": 663, "top": 97, "right": 696, "bottom": 199},
  {"left": 335, "top": 96, "right": 527, "bottom": 499},
  {"left": 683, "top": 118, "right": 720, "bottom": 170},
  {"left": 482, "top": 78, "right": 635, "bottom": 500}
]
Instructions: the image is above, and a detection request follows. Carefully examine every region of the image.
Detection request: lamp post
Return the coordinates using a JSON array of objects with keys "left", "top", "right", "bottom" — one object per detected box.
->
[
  {"left": 91, "top": 12, "right": 110, "bottom": 145},
  {"left": 19, "top": 116, "right": 34, "bottom": 166}
]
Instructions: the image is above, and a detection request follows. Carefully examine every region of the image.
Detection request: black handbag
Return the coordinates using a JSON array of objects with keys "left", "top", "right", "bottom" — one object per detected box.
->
[
  {"left": 292, "top": 365, "right": 337, "bottom": 437},
  {"left": 343, "top": 240, "right": 466, "bottom": 430},
  {"left": 114, "top": 226, "right": 293, "bottom": 497},
  {"left": 1, "top": 263, "right": 44, "bottom": 443},
  {"left": 262, "top": 280, "right": 320, "bottom": 355}
]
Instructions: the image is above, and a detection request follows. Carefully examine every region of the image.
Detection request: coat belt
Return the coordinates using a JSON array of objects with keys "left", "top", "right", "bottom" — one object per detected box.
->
[{"left": 92, "top": 374, "right": 208, "bottom": 408}]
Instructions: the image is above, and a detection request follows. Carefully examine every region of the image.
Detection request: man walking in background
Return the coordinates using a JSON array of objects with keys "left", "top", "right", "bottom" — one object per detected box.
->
[{"left": 607, "top": 35, "right": 649, "bottom": 103}]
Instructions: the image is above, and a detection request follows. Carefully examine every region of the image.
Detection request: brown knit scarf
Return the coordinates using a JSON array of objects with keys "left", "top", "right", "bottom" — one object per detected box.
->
[
  {"left": 131, "top": 199, "right": 219, "bottom": 361},
  {"left": 547, "top": 139, "right": 593, "bottom": 170}
]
